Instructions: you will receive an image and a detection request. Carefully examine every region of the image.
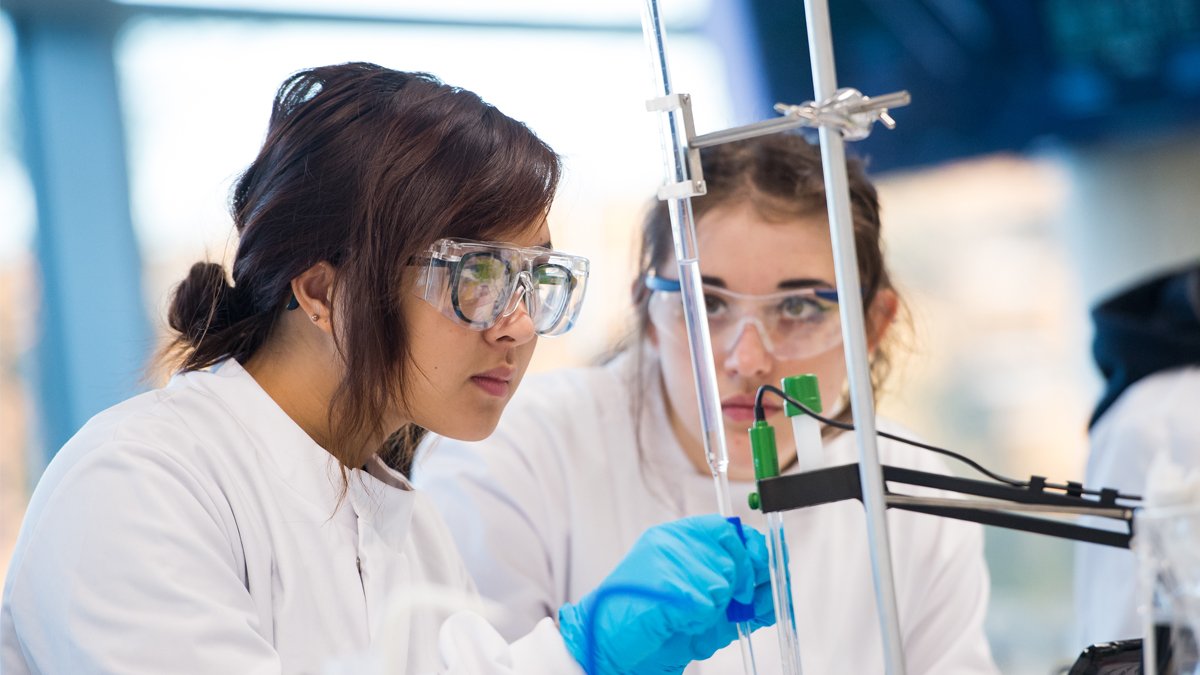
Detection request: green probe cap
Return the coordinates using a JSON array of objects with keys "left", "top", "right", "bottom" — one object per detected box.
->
[
  {"left": 783, "top": 374, "right": 822, "bottom": 417},
  {"left": 748, "top": 420, "right": 779, "bottom": 481}
]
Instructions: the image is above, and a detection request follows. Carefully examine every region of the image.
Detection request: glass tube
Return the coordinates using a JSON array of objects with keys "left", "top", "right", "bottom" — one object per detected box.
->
[
  {"left": 767, "top": 511, "right": 804, "bottom": 675},
  {"left": 638, "top": 2, "right": 758, "bottom": 673},
  {"left": 749, "top": 417, "right": 804, "bottom": 674}
]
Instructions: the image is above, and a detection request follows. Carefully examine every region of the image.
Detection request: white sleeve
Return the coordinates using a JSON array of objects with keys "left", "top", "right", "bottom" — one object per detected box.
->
[
  {"left": 884, "top": 435, "right": 999, "bottom": 675},
  {"left": 324, "top": 614, "right": 583, "bottom": 675},
  {"left": 901, "top": 516, "right": 999, "bottom": 675},
  {"left": 1073, "top": 389, "right": 1164, "bottom": 646},
  {"left": 1074, "top": 370, "right": 1200, "bottom": 647},
  {"left": 439, "top": 614, "right": 582, "bottom": 674},
  {"left": 413, "top": 422, "right": 569, "bottom": 642},
  {"left": 3, "top": 441, "right": 281, "bottom": 675}
]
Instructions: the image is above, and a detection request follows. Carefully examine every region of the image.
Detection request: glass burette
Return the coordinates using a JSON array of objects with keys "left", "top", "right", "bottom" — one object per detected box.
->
[{"left": 638, "top": 1, "right": 761, "bottom": 673}]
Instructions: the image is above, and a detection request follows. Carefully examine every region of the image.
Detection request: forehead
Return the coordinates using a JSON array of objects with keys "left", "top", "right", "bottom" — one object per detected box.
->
[
  {"left": 693, "top": 201, "right": 835, "bottom": 290},
  {"left": 495, "top": 216, "right": 552, "bottom": 248}
]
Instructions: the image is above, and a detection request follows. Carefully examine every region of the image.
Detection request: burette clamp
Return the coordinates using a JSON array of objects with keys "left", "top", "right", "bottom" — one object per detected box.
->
[
  {"left": 773, "top": 88, "right": 911, "bottom": 141},
  {"left": 645, "top": 92, "right": 706, "bottom": 200},
  {"left": 646, "top": 88, "right": 911, "bottom": 202}
]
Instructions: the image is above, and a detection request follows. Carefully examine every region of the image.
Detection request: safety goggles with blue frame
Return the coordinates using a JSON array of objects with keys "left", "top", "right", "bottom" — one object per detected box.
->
[{"left": 645, "top": 274, "right": 843, "bottom": 360}]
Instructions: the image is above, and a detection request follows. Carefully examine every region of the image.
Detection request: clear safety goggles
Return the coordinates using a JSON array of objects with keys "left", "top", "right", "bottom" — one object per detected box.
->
[
  {"left": 413, "top": 238, "right": 589, "bottom": 337},
  {"left": 645, "top": 275, "right": 842, "bottom": 360}
]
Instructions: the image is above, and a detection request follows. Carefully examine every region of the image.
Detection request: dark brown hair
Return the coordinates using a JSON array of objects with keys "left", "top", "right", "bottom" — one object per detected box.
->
[
  {"left": 627, "top": 132, "right": 900, "bottom": 433},
  {"left": 160, "top": 63, "right": 560, "bottom": 472}
]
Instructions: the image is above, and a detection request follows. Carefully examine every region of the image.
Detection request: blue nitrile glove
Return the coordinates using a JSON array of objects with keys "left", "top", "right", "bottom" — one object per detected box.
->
[{"left": 557, "top": 514, "right": 775, "bottom": 674}]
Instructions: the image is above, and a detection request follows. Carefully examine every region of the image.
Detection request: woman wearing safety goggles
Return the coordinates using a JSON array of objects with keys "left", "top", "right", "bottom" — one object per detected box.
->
[
  {"left": 1, "top": 63, "right": 775, "bottom": 675},
  {"left": 418, "top": 133, "right": 1000, "bottom": 674}
]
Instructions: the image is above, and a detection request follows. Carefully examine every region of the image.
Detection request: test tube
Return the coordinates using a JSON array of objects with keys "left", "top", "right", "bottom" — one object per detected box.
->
[{"left": 749, "top": 419, "right": 804, "bottom": 675}]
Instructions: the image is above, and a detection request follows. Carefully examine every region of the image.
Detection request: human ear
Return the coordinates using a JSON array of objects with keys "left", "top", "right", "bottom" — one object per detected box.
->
[
  {"left": 290, "top": 262, "right": 337, "bottom": 334},
  {"left": 865, "top": 288, "right": 899, "bottom": 352},
  {"left": 645, "top": 320, "right": 660, "bottom": 350},
  {"left": 631, "top": 276, "right": 660, "bottom": 350}
]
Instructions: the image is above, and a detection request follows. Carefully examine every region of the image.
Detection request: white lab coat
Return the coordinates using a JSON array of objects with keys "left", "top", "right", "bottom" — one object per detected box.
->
[
  {"left": 1074, "top": 366, "right": 1200, "bottom": 648},
  {"left": 0, "top": 360, "right": 581, "bottom": 675},
  {"left": 414, "top": 355, "right": 999, "bottom": 675}
]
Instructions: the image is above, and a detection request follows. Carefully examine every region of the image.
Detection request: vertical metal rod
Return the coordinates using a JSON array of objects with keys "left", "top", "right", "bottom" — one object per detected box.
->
[
  {"left": 801, "top": 0, "right": 907, "bottom": 672},
  {"left": 1140, "top": 547, "right": 1158, "bottom": 675},
  {"left": 638, "top": 2, "right": 759, "bottom": 673}
]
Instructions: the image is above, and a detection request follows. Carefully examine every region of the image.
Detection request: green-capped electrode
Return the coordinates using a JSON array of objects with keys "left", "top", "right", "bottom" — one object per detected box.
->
[
  {"left": 747, "top": 420, "right": 779, "bottom": 510},
  {"left": 783, "top": 374, "right": 825, "bottom": 472},
  {"left": 750, "top": 398, "right": 805, "bottom": 675},
  {"left": 783, "top": 374, "right": 822, "bottom": 417}
]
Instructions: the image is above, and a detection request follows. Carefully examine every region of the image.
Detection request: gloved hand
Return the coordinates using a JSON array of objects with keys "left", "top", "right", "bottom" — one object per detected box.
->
[{"left": 558, "top": 514, "right": 774, "bottom": 674}]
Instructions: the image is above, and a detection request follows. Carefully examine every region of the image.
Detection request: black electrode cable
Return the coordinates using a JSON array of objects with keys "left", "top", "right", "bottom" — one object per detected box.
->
[{"left": 752, "top": 384, "right": 1142, "bottom": 503}]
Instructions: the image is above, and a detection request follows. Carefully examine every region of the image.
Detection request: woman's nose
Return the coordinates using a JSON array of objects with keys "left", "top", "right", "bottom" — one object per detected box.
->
[
  {"left": 487, "top": 286, "right": 537, "bottom": 346},
  {"left": 722, "top": 320, "right": 773, "bottom": 377}
]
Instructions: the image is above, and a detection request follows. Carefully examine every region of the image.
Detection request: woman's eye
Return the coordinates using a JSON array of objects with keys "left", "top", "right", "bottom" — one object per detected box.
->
[
  {"left": 462, "top": 255, "right": 505, "bottom": 283},
  {"left": 703, "top": 293, "right": 728, "bottom": 316},
  {"left": 466, "top": 264, "right": 493, "bottom": 282},
  {"left": 779, "top": 296, "right": 823, "bottom": 321}
]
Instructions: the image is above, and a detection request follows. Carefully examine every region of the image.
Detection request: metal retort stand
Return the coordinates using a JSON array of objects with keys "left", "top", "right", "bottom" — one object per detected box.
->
[
  {"left": 637, "top": 3, "right": 1158, "bottom": 674},
  {"left": 637, "top": 0, "right": 913, "bottom": 672}
]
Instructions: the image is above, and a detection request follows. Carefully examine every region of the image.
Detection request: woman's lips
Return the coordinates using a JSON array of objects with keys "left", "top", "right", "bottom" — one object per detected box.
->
[
  {"left": 471, "top": 368, "right": 514, "bottom": 397},
  {"left": 471, "top": 376, "right": 510, "bottom": 397},
  {"left": 722, "top": 404, "right": 758, "bottom": 424},
  {"left": 721, "top": 395, "right": 780, "bottom": 424}
]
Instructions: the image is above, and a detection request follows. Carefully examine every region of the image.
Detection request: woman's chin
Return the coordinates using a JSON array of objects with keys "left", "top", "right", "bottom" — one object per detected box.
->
[
  {"left": 719, "top": 438, "right": 751, "bottom": 472},
  {"left": 727, "top": 464, "right": 760, "bottom": 483},
  {"left": 724, "top": 448, "right": 760, "bottom": 482},
  {"left": 423, "top": 417, "right": 500, "bottom": 443}
]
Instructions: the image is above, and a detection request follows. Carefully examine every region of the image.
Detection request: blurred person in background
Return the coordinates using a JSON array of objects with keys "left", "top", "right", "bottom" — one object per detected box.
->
[
  {"left": 415, "top": 133, "right": 1000, "bottom": 674},
  {"left": 1074, "top": 261, "right": 1200, "bottom": 648},
  {"left": 1, "top": 61, "right": 777, "bottom": 675}
]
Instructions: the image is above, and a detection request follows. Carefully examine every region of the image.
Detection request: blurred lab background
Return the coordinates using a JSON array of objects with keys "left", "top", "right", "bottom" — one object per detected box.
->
[{"left": 1, "top": 0, "right": 1198, "bottom": 672}]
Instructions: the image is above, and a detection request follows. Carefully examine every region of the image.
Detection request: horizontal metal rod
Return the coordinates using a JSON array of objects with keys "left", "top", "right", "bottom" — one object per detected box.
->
[
  {"left": 892, "top": 502, "right": 1132, "bottom": 549},
  {"left": 691, "top": 90, "right": 912, "bottom": 149},
  {"left": 887, "top": 494, "right": 1133, "bottom": 519},
  {"left": 854, "top": 91, "right": 911, "bottom": 110},
  {"left": 691, "top": 116, "right": 815, "bottom": 148}
]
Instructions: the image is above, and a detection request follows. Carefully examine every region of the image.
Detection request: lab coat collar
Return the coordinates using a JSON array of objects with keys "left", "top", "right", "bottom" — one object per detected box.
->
[
  {"left": 350, "top": 457, "right": 417, "bottom": 550},
  {"left": 182, "top": 360, "right": 415, "bottom": 552}
]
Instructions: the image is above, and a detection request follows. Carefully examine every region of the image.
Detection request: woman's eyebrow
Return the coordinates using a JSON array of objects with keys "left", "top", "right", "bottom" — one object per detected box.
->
[
  {"left": 700, "top": 275, "right": 831, "bottom": 290},
  {"left": 778, "top": 278, "right": 831, "bottom": 289}
]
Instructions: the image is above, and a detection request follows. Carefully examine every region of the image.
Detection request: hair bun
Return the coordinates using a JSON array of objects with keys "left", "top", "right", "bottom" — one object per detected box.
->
[{"left": 168, "top": 262, "right": 254, "bottom": 346}]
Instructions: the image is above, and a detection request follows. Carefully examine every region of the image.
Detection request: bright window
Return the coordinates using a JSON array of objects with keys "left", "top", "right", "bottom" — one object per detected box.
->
[
  {"left": 0, "top": 10, "right": 40, "bottom": 582},
  {"left": 110, "top": 0, "right": 712, "bottom": 28},
  {"left": 115, "top": 16, "right": 735, "bottom": 366}
]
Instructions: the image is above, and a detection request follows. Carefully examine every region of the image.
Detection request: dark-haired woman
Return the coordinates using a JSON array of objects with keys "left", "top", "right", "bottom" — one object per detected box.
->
[
  {"left": 0, "top": 63, "right": 773, "bottom": 674},
  {"left": 417, "top": 134, "right": 1000, "bottom": 673}
]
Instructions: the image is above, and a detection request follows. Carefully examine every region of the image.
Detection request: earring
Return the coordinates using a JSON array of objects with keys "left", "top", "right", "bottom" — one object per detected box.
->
[{"left": 311, "top": 313, "right": 320, "bottom": 323}]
